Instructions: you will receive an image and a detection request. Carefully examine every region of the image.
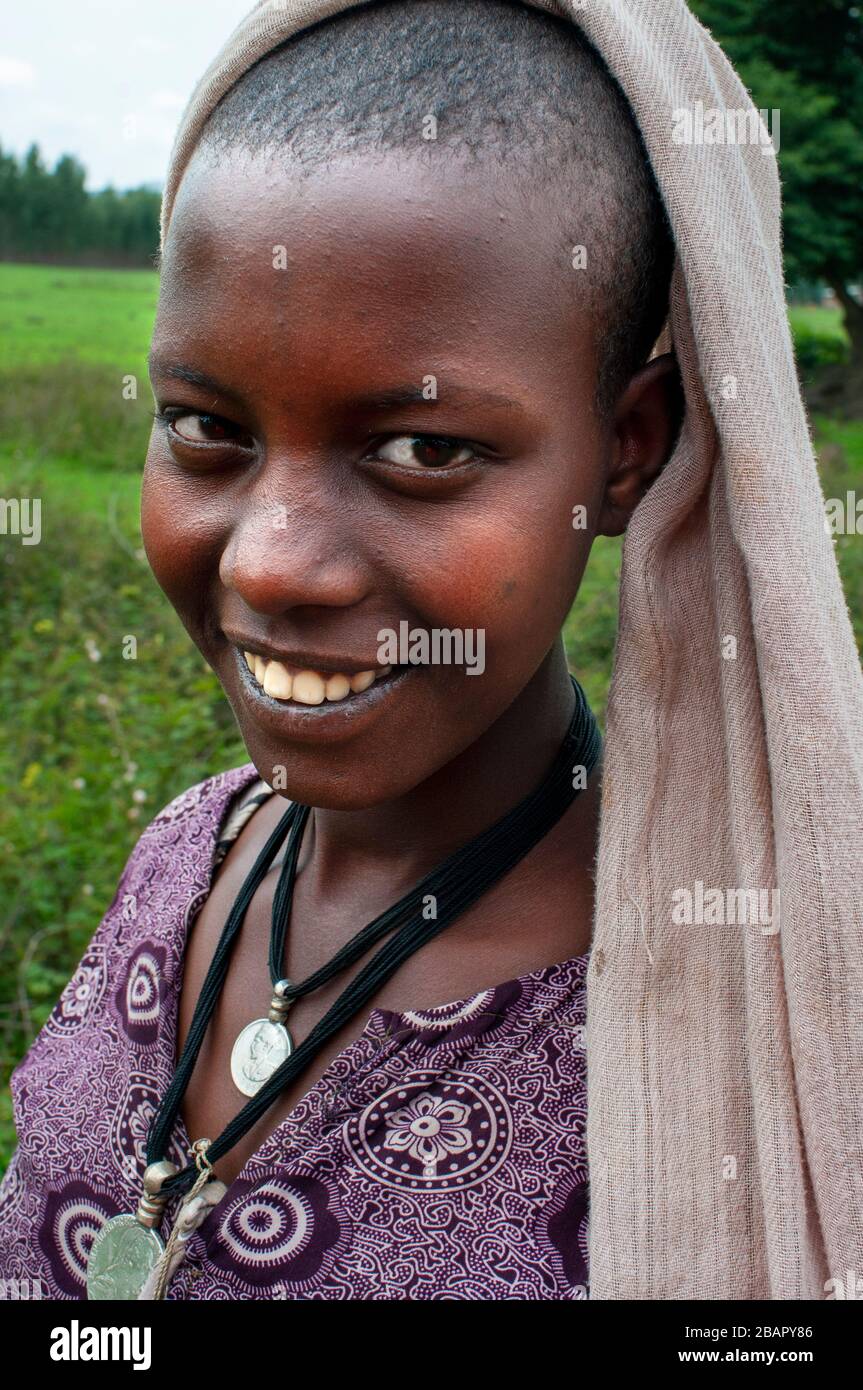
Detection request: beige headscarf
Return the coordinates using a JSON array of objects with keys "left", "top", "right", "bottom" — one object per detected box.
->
[{"left": 161, "top": 0, "right": 863, "bottom": 1298}]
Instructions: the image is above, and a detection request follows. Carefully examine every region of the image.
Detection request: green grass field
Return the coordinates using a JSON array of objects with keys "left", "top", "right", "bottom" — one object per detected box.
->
[{"left": 1, "top": 263, "right": 861, "bottom": 1168}]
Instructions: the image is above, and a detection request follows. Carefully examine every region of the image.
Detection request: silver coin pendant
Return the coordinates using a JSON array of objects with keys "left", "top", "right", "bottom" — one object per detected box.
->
[
  {"left": 86, "top": 1214, "right": 165, "bottom": 1300},
  {"left": 231, "top": 1018, "right": 293, "bottom": 1097}
]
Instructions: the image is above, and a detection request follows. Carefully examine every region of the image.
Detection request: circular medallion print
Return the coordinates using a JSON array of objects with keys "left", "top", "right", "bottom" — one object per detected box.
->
[
  {"left": 344, "top": 1071, "right": 512, "bottom": 1190},
  {"left": 110, "top": 1074, "right": 185, "bottom": 1184},
  {"left": 385, "top": 978, "right": 525, "bottom": 1049},
  {"left": 207, "top": 1171, "right": 349, "bottom": 1292},
  {"left": 37, "top": 1180, "right": 123, "bottom": 1298},
  {"left": 533, "top": 1168, "right": 590, "bottom": 1296},
  {"left": 111, "top": 1075, "right": 160, "bottom": 1182},
  {"left": 45, "top": 945, "right": 107, "bottom": 1037},
  {"left": 114, "top": 941, "right": 167, "bottom": 1044}
]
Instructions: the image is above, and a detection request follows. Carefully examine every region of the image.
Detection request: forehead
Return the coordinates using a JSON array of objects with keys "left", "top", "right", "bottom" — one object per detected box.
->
[{"left": 156, "top": 147, "right": 596, "bottom": 377}]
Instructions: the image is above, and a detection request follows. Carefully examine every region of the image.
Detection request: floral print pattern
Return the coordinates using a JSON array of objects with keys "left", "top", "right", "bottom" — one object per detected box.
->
[{"left": 384, "top": 1092, "right": 473, "bottom": 1173}]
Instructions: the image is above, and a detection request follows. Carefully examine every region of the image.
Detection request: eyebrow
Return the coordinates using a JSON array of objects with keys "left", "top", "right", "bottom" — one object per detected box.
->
[
  {"left": 349, "top": 384, "right": 526, "bottom": 416},
  {"left": 148, "top": 358, "right": 234, "bottom": 398},
  {"left": 148, "top": 360, "right": 526, "bottom": 418}
]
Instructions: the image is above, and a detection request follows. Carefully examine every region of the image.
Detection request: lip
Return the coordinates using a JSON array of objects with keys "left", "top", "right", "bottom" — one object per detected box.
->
[
  {"left": 221, "top": 630, "right": 385, "bottom": 677},
  {"left": 227, "top": 643, "right": 414, "bottom": 746}
]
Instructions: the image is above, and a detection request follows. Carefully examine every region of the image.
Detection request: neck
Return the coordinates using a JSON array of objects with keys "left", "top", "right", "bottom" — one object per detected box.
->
[{"left": 301, "top": 641, "right": 580, "bottom": 892}]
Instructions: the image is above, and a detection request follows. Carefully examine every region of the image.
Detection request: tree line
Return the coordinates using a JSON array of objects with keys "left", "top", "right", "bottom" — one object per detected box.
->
[{"left": 0, "top": 144, "right": 160, "bottom": 266}]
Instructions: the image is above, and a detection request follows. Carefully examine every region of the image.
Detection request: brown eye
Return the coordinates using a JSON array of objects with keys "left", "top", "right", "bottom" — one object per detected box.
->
[
  {"left": 169, "top": 412, "right": 234, "bottom": 443},
  {"left": 375, "top": 435, "right": 475, "bottom": 469}
]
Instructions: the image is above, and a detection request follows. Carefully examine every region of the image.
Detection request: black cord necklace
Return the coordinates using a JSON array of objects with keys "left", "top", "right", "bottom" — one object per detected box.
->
[
  {"left": 85, "top": 674, "right": 600, "bottom": 1299},
  {"left": 228, "top": 804, "right": 309, "bottom": 1096}
]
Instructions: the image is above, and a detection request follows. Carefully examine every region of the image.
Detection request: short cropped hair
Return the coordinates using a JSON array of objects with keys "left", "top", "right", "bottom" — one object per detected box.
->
[{"left": 200, "top": 0, "right": 675, "bottom": 414}]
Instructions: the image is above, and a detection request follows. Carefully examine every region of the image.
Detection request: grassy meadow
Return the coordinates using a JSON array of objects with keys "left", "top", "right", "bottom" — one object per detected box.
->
[{"left": 0, "top": 263, "right": 861, "bottom": 1167}]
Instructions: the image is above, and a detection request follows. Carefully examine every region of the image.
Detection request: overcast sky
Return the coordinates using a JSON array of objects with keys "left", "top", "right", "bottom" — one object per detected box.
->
[{"left": 0, "top": 0, "right": 254, "bottom": 189}]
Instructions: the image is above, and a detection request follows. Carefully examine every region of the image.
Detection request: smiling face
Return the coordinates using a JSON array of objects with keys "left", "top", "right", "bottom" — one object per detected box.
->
[{"left": 143, "top": 146, "right": 675, "bottom": 809}]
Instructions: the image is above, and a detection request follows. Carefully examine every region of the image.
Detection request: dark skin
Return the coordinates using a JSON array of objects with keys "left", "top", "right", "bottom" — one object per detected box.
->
[{"left": 142, "top": 147, "right": 679, "bottom": 1186}]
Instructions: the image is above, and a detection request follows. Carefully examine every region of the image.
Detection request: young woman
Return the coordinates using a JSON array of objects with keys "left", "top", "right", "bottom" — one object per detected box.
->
[{"left": 1, "top": 0, "right": 860, "bottom": 1302}]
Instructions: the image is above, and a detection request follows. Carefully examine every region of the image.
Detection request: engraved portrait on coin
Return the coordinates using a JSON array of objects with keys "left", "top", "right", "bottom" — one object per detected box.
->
[{"left": 231, "top": 1019, "right": 293, "bottom": 1097}]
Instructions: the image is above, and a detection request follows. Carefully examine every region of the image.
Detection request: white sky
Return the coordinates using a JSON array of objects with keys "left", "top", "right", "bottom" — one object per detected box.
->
[{"left": 0, "top": 0, "right": 254, "bottom": 189}]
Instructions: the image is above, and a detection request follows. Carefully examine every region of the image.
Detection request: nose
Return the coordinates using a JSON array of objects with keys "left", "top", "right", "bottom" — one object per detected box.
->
[{"left": 219, "top": 488, "right": 372, "bottom": 617}]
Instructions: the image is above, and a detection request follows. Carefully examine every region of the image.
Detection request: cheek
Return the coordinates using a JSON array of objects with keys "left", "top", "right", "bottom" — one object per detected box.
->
[
  {"left": 140, "top": 445, "right": 218, "bottom": 610},
  {"left": 392, "top": 483, "right": 593, "bottom": 661}
]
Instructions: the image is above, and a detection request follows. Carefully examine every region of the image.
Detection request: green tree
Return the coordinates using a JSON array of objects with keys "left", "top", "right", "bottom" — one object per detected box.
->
[
  {"left": 690, "top": 0, "right": 863, "bottom": 395},
  {"left": 0, "top": 145, "right": 21, "bottom": 249},
  {"left": 52, "top": 155, "right": 89, "bottom": 253},
  {"left": 17, "top": 144, "right": 53, "bottom": 253}
]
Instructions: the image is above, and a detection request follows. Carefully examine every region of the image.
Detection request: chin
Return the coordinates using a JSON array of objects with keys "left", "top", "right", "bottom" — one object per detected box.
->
[{"left": 239, "top": 737, "right": 426, "bottom": 811}]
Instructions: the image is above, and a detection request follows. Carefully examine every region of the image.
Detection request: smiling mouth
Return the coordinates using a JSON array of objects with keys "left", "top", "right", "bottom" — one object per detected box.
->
[{"left": 240, "top": 650, "right": 395, "bottom": 706}]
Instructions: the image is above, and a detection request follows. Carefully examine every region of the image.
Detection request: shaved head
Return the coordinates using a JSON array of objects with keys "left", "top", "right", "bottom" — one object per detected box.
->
[{"left": 197, "top": 0, "right": 674, "bottom": 414}]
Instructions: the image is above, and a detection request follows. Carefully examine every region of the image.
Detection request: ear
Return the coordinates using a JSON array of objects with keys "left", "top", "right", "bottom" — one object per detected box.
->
[{"left": 596, "top": 352, "right": 683, "bottom": 537}]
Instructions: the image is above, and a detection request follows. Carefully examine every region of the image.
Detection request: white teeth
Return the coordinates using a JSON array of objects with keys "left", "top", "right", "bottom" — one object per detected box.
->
[
  {"left": 325, "top": 674, "right": 351, "bottom": 702},
  {"left": 243, "top": 651, "right": 394, "bottom": 704},
  {"left": 263, "top": 660, "right": 293, "bottom": 700},
  {"left": 292, "top": 671, "right": 326, "bottom": 705}
]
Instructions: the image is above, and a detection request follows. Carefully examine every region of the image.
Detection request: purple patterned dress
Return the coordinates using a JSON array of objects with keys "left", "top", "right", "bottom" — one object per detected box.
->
[{"left": 0, "top": 765, "right": 590, "bottom": 1300}]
